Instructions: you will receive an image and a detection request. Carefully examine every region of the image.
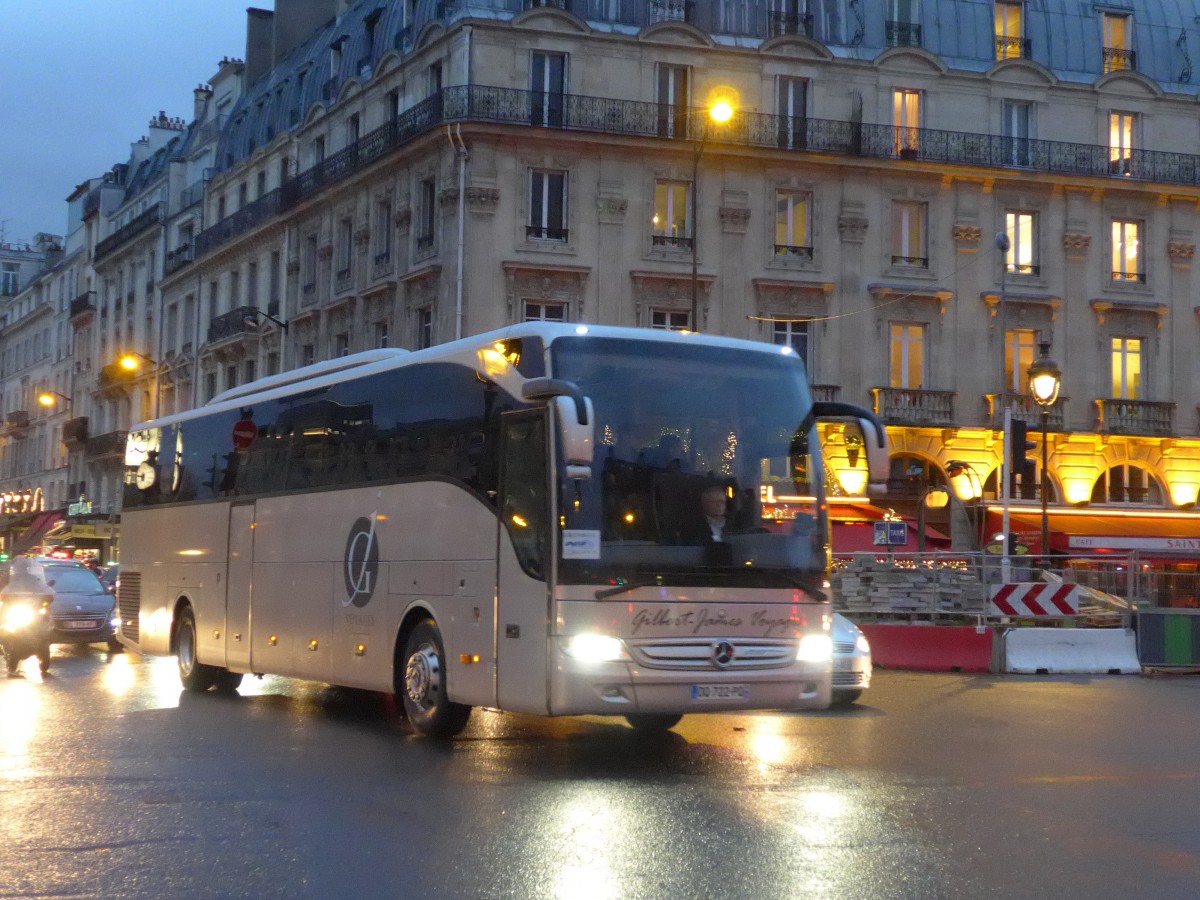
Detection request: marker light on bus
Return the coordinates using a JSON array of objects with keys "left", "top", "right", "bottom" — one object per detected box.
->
[
  {"left": 574, "top": 325, "right": 589, "bottom": 334},
  {"left": 564, "top": 633, "right": 628, "bottom": 663},
  {"left": 511, "top": 514, "right": 528, "bottom": 528},
  {"left": 780, "top": 345, "right": 794, "bottom": 355},
  {"left": 796, "top": 634, "right": 833, "bottom": 663}
]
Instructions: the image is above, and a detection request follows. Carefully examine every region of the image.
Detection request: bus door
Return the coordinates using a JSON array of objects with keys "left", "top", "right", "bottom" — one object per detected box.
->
[
  {"left": 496, "top": 409, "right": 552, "bottom": 714},
  {"left": 225, "top": 500, "right": 255, "bottom": 672}
]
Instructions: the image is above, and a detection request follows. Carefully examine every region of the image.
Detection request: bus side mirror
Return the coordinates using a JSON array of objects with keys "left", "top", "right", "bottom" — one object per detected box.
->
[
  {"left": 521, "top": 378, "right": 595, "bottom": 480},
  {"left": 552, "top": 396, "right": 594, "bottom": 480}
]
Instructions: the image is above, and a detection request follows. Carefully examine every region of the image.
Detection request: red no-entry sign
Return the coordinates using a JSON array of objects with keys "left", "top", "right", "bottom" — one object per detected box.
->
[{"left": 232, "top": 419, "right": 256, "bottom": 450}]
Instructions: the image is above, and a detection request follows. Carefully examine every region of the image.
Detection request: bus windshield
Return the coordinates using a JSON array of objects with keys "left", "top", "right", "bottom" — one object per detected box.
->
[{"left": 551, "top": 336, "right": 828, "bottom": 592}]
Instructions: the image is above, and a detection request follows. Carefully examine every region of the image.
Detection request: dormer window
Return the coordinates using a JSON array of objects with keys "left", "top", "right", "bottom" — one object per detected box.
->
[
  {"left": 994, "top": 2, "right": 1027, "bottom": 59},
  {"left": 1102, "top": 13, "right": 1135, "bottom": 72}
]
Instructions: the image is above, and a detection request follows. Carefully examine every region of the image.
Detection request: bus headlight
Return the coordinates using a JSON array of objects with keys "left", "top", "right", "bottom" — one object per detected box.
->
[
  {"left": 564, "top": 633, "right": 627, "bottom": 663},
  {"left": 796, "top": 634, "right": 833, "bottom": 663}
]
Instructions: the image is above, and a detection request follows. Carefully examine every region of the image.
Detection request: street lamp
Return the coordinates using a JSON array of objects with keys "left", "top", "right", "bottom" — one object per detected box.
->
[
  {"left": 118, "top": 351, "right": 156, "bottom": 372},
  {"left": 37, "top": 390, "right": 73, "bottom": 410},
  {"left": 1027, "top": 341, "right": 1062, "bottom": 563},
  {"left": 690, "top": 98, "right": 735, "bottom": 332},
  {"left": 946, "top": 460, "right": 984, "bottom": 551}
]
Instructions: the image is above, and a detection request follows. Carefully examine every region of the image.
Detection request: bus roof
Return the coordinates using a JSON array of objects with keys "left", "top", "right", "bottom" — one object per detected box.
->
[{"left": 131, "top": 323, "right": 799, "bottom": 433}]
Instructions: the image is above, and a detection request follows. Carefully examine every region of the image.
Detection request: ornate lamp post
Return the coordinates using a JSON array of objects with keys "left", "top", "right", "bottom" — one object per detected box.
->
[
  {"left": 1027, "top": 341, "right": 1062, "bottom": 562},
  {"left": 690, "top": 98, "right": 734, "bottom": 332},
  {"left": 946, "top": 460, "right": 984, "bottom": 549}
]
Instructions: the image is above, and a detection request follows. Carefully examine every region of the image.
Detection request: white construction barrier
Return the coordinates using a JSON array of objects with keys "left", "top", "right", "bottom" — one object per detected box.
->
[{"left": 1002, "top": 628, "right": 1140, "bottom": 674}]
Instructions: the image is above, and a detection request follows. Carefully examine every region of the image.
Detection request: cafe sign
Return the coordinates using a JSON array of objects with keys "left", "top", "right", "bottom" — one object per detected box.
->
[
  {"left": 68, "top": 497, "right": 93, "bottom": 516},
  {"left": 0, "top": 488, "right": 43, "bottom": 515}
]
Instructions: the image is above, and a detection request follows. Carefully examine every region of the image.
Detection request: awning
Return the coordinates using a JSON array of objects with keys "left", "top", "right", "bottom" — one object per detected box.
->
[
  {"left": 985, "top": 508, "right": 1200, "bottom": 556},
  {"left": 10, "top": 509, "right": 68, "bottom": 557}
]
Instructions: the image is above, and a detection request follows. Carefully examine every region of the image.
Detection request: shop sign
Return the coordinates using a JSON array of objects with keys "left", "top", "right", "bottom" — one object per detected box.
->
[
  {"left": 71, "top": 524, "right": 115, "bottom": 539},
  {"left": 68, "top": 497, "right": 93, "bottom": 516},
  {"left": 1069, "top": 535, "right": 1200, "bottom": 552},
  {"left": 0, "top": 488, "right": 44, "bottom": 515}
]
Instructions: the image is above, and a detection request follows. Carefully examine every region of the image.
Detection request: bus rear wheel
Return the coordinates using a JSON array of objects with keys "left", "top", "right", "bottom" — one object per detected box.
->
[
  {"left": 625, "top": 713, "right": 683, "bottom": 732},
  {"left": 400, "top": 620, "right": 471, "bottom": 738},
  {"left": 176, "top": 606, "right": 224, "bottom": 693}
]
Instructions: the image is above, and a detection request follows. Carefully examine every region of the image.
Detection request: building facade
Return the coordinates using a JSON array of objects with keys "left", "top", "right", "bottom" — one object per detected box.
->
[{"left": 5, "top": 0, "right": 1200, "bottom": 560}]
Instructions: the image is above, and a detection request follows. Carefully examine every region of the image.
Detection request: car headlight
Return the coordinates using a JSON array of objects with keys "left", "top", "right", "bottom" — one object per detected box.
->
[
  {"left": 564, "top": 633, "right": 627, "bottom": 663},
  {"left": 856, "top": 634, "right": 871, "bottom": 654},
  {"left": 2, "top": 605, "right": 36, "bottom": 630},
  {"left": 796, "top": 633, "right": 833, "bottom": 663}
]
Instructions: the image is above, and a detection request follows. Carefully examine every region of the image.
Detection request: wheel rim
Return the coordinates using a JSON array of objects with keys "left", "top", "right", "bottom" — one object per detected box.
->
[
  {"left": 178, "top": 621, "right": 195, "bottom": 677},
  {"left": 405, "top": 642, "right": 441, "bottom": 711}
]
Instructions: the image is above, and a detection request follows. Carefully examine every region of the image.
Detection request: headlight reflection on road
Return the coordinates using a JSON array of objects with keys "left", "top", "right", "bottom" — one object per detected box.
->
[
  {"left": 147, "top": 655, "right": 184, "bottom": 709},
  {"left": 549, "top": 791, "right": 622, "bottom": 900},
  {"left": 102, "top": 652, "right": 136, "bottom": 696},
  {"left": 747, "top": 718, "right": 789, "bottom": 772},
  {"left": 0, "top": 680, "right": 43, "bottom": 780}
]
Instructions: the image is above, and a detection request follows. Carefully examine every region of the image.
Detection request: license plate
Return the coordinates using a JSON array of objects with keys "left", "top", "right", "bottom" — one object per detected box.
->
[
  {"left": 833, "top": 658, "right": 855, "bottom": 672},
  {"left": 64, "top": 620, "right": 100, "bottom": 630},
  {"left": 691, "top": 683, "right": 749, "bottom": 701}
]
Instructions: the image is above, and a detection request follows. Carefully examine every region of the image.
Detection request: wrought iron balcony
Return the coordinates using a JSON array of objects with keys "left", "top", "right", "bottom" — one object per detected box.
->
[
  {"left": 69, "top": 291, "right": 96, "bottom": 321},
  {"left": 98, "top": 363, "right": 137, "bottom": 390},
  {"left": 891, "top": 255, "right": 928, "bottom": 268},
  {"left": 774, "top": 244, "right": 813, "bottom": 259},
  {"left": 94, "top": 202, "right": 164, "bottom": 262},
  {"left": 649, "top": 0, "right": 692, "bottom": 24},
  {"left": 188, "top": 85, "right": 1200, "bottom": 265},
  {"left": 4, "top": 410, "right": 30, "bottom": 433},
  {"left": 207, "top": 305, "right": 262, "bottom": 344},
  {"left": 886, "top": 21, "right": 922, "bottom": 47},
  {"left": 995, "top": 35, "right": 1031, "bottom": 60},
  {"left": 526, "top": 225, "right": 569, "bottom": 241},
  {"left": 85, "top": 430, "right": 128, "bottom": 460},
  {"left": 62, "top": 416, "right": 89, "bottom": 449},
  {"left": 810, "top": 384, "right": 840, "bottom": 402},
  {"left": 652, "top": 234, "right": 693, "bottom": 250},
  {"left": 1005, "top": 263, "right": 1040, "bottom": 276},
  {"left": 525, "top": 0, "right": 566, "bottom": 7},
  {"left": 1111, "top": 270, "right": 1146, "bottom": 284},
  {"left": 164, "top": 243, "right": 194, "bottom": 277},
  {"left": 986, "top": 393, "right": 1066, "bottom": 430},
  {"left": 768, "top": 11, "right": 813, "bottom": 38},
  {"left": 871, "top": 387, "right": 957, "bottom": 427},
  {"left": 1103, "top": 47, "right": 1136, "bottom": 73},
  {"left": 1095, "top": 398, "right": 1174, "bottom": 436}
]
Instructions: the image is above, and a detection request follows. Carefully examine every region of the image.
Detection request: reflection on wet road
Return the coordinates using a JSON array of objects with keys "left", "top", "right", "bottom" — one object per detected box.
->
[{"left": 1, "top": 646, "right": 1199, "bottom": 899}]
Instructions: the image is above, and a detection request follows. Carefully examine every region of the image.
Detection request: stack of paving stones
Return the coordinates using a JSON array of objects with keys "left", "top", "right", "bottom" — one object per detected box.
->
[{"left": 831, "top": 554, "right": 988, "bottom": 617}]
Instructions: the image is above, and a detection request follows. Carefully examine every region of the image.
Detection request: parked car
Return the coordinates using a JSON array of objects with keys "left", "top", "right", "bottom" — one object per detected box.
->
[
  {"left": 28, "top": 559, "right": 120, "bottom": 651},
  {"left": 830, "top": 612, "right": 872, "bottom": 706}
]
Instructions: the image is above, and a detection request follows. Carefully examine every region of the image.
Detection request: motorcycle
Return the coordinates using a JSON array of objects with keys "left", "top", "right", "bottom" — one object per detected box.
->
[{"left": 0, "top": 559, "right": 54, "bottom": 676}]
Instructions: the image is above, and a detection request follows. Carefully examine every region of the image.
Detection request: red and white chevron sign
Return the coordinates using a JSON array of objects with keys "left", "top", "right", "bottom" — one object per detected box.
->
[{"left": 989, "top": 583, "right": 1080, "bottom": 617}]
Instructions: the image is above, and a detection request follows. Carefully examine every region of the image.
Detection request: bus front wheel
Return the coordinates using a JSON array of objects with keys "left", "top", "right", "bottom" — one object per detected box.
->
[
  {"left": 176, "top": 606, "right": 221, "bottom": 693},
  {"left": 400, "top": 620, "right": 471, "bottom": 738}
]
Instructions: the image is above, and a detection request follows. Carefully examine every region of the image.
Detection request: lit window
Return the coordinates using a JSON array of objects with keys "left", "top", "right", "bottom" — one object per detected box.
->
[
  {"left": 889, "top": 322, "right": 925, "bottom": 388},
  {"left": 1110, "top": 336, "right": 1141, "bottom": 399},
  {"left": 1111, "top": 219, "right": 1143, "bottom": 282},
  {"left": 1004, "top": 210, "right": 1038, "bottom": 275}
]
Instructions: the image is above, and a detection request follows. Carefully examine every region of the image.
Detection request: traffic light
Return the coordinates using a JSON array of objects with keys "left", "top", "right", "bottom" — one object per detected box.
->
[{"left": 1009, "top": 418, "right": 1036, "bottom": 479}]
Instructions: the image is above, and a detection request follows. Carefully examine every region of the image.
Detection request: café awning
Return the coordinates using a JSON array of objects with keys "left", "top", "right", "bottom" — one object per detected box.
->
[
  {"left": 10, "top": 509, "right": 68, "bottom": 557},
  {"left": 985, "top": 508, "right": 1200, "bottom": 556}
]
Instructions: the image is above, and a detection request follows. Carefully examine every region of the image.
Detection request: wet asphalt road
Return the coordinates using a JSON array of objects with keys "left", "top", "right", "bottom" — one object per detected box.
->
[{"left": 1, "top": 646, "right": 1199, "bottom": 899}]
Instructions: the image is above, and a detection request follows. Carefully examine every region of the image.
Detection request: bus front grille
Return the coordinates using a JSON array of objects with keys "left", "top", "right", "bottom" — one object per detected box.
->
[
  {"left": 629, "top": 639, "right": 795, "bottom": 671},
  {"left": 117, "top": 571, "right": 141, "bottom": 644}
]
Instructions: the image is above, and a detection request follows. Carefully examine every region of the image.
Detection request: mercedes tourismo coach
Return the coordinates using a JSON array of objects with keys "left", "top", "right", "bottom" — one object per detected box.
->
[{"left": 116, "top": 324, "right": 887, "bottom": 736}]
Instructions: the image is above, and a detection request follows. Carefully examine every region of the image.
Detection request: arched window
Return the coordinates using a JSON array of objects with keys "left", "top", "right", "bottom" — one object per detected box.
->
[{"left": 1091, "top": 464, "right": 1163, "bottom": 505}]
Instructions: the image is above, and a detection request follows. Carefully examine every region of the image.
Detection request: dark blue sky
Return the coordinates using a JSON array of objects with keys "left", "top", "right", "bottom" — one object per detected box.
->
[{"left": 0, "top": 1, "right": 255, "bottom": 245}]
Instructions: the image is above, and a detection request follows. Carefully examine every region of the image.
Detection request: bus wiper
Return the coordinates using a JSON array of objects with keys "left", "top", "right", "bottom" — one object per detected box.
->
[{"left": 595, "top": 576, "right": 662, "bottom": 600}]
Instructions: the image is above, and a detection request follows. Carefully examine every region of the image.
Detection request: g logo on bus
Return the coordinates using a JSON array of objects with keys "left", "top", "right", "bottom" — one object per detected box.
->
[
  {"left": 343, "top": 516, "right": 380, "bottom": 608},
  {"left": 711, "top": 640, "right": 736, "bottom": 668}
]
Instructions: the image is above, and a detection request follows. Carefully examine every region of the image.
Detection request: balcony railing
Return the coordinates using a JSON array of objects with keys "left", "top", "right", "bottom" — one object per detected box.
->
[
  {"left": 69, "top": 291, "right": 96, "bottom": 320},
  {"left": 774, "top": 244, "right": 813, "bottom": 259},
  {"left": 85, "top": 431, "right": 128, "bottom": 460},
  {"left": 768, "top": 11, "right": 813, "bottom": 38},
  {"left": 1103, "top": 46, "right": 1137, "bottom": 73},
  {"left": 164, "top": 243, "right": 194, "bottom": 277},
  {"left": 207, "top": 305, "right": 262, "bottom": 344},
  {"left": 188, "top": 85, "right": 1200, "bottom": 264},
  {"left": 526, "top": 225, "right": 569, "bottom": 241},
  {"left": 810, "top": 384, "right": 840, "bottom": 402},
  {"left": 94, "top": 202, "right": 164, "bottom": 261},
  {"left": 1005, "top": 263, "right": 1040, "bottom": 276},
  {"left": 1095, "top": 398, "right": 1174, "bottom": 436},
  {"left": 886, "top": 21, "right": 922, "bottom": 47},
  {"left": 1111, "top": 270, "right": 1147, "bottom": 284},
  {"left": 652, "top": 234, "right": 694, "bottom": 250},
  {"left": 891, "top": 255, "right": 928, "bottom": 267},
  {"left": 649, "top": 0, "right": 692, "bottom": 24},
  {"left": 871, "top": 387, "right": 957, "bottom": 426},
  {"left": 995, "top": 35, "right": 1031, "bottom": 59},
  {"left": 62, "top": 417, "right": 89, "bottom": 449},
  {"left": 4, "top": 410, "right": 30, "bottom": 430},
  {"left": 985, "top": 393, "right": 1066, "bottom": 431}
]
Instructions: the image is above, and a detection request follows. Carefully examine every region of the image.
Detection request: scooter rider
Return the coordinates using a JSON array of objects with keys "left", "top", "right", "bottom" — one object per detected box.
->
[{"left": 0, "top": 558, "right": 54, "bottom": 676}]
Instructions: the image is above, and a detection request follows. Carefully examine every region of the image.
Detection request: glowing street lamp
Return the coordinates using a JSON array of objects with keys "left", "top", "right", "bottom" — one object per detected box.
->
[
  {"left": 1027, "top": 342, "right": 1062, "bottom": 561},
  {"left": 37, "top": 390, "right": 73, "bottom": 409},
  {"left": 690, "top": 97, "right": 737, "bottom": 332}
]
